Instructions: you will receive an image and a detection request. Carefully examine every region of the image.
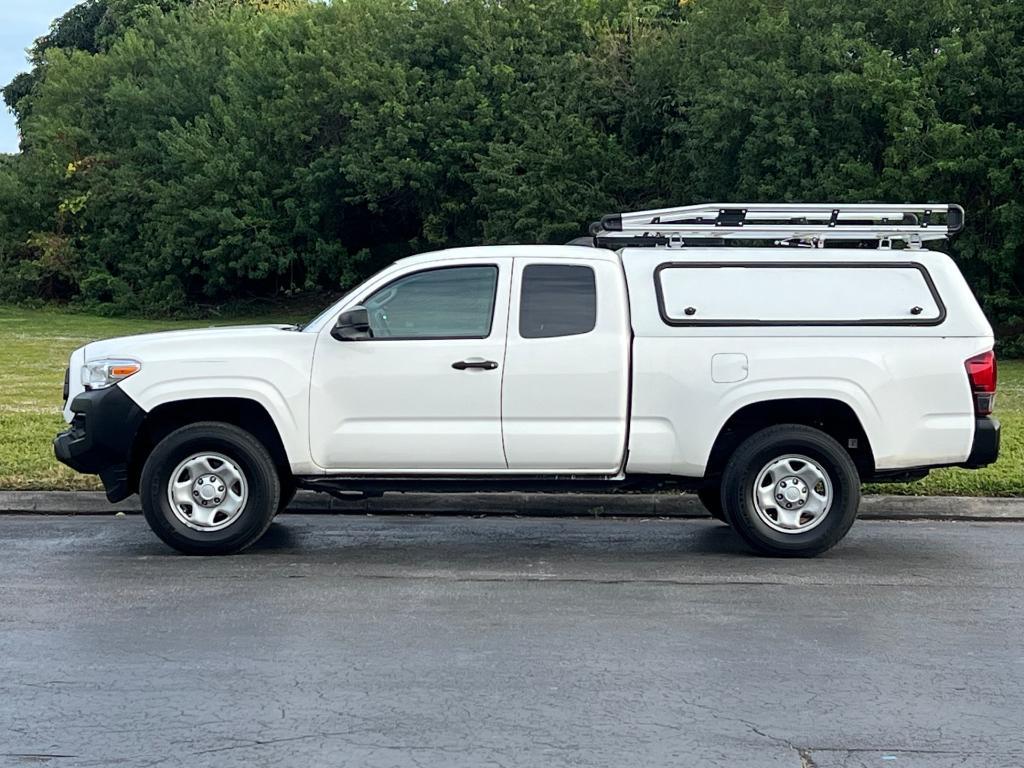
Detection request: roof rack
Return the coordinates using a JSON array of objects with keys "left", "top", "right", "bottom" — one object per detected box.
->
[{"left": 589, "top": 203, "right": 964, "bottom": 249}]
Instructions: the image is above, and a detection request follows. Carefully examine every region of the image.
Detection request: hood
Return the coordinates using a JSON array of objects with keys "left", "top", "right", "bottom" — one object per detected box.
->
[
  {"left": 63, "top": 324, "right": 308, "bottom": 423},
  {"left": 83, "top": 324, "right": 297, "bottom": 361}
]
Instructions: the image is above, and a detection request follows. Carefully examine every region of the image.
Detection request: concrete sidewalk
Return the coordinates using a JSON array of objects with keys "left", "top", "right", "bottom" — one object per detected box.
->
[{"left": 1, "top": 489, "right": 1022, "bottom": 520}]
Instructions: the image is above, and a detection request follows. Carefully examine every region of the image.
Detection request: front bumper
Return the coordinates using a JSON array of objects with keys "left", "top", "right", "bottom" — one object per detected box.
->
[
  {"left": 54, "top": 386, "right": 146, "bottom": 502},
  {"left": 960, "top": 416, "right": 1000, "bottom": 469}
]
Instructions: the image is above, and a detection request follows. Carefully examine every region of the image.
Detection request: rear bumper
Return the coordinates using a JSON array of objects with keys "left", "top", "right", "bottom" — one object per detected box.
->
[
  {"left": 54, "top": 386, "right": 146, "bottom": 502},
  {"left": 960, "top": 416, "right": 1000, "bottom": 469},
  {"left": 862, "top": 416, "right": 999, "bottom": 483}
]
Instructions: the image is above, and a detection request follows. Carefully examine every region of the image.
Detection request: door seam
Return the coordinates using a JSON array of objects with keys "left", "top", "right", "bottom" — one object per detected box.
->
[{"left": 498, "top": 260, "right": 515, "bottom": 469}]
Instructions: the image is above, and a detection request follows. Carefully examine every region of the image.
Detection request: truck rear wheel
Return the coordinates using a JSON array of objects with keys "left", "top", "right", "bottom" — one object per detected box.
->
[
  {"left": 140, "top": 422, "right": 280, "bottom": 555},
  {"left": 697, "top": 486, "right": 728, "bottom": 525},
  {"left": 721, "top": 425, "right": 860, "bottom": 557}
]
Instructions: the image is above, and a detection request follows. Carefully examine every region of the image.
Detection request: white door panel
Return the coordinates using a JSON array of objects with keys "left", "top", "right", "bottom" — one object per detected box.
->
[
  {"left": 501, "top": 259, "right": 630, "bottom": 472},
  {"left": 310, "top": 260, "right": 510, "bottom": 471}
]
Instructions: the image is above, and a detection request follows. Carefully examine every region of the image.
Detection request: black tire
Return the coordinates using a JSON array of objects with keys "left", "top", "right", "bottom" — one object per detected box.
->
[
  {"left": 276, "top": 480, "right": 297, "bottom": 516},
  {"left": 140, "top": 422, "right": 280, "bottom": 555},
  {"left": 697, "top": 485, "right": 728, "bottom": 525},
  {"left": 720, "top": 424, "right": 860, "bottom": 557}
]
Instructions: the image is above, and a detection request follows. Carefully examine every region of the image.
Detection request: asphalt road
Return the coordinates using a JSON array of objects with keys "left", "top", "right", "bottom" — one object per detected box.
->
[{"left": 1, "top": 514, "right": 1022, "bottom": 768}]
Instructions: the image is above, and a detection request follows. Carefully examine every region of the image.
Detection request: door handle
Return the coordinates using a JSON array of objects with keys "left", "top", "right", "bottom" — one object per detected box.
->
[{"left": 452, "top": 359, "right": 499, "bottom": 371}]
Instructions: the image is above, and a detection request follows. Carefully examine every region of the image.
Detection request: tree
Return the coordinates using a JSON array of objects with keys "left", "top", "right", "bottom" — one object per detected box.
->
[{"left": 0, "top": 0, "right": 1020, "bottom": 350}]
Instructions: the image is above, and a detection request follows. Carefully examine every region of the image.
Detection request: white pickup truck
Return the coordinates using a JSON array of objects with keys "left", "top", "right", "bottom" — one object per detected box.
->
[{"left": 55, "top": 203, "right": 999, "bottom": 557}]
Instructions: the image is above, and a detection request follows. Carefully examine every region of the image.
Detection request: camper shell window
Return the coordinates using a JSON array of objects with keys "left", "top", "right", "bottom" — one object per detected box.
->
[{"left": 654, "top": 261, "right": 946, "bottom": 327}]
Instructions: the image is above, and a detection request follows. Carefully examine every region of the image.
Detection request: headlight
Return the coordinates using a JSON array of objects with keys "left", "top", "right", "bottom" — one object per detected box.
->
[{"left": 81, "top": 359, "right": 142, "bottom": 390}]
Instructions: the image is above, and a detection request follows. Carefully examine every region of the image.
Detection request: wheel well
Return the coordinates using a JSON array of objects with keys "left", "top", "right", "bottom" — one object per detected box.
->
[
  {"left": 127, "top": 398, "right": 290, "bottom": 494},
  {"left": 705, "top": 399, "right": 874, "bottom": 480}
]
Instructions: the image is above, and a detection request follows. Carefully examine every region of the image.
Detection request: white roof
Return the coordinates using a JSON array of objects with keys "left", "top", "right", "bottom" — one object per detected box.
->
[{"left": 393, "top": 244, "right": 620, "bottom": 266}]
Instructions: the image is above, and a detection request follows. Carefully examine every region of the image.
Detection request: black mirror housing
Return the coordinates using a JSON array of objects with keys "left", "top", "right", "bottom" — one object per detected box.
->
[{"left": 331, "top": 306, "right": 373, "bottom": 341}]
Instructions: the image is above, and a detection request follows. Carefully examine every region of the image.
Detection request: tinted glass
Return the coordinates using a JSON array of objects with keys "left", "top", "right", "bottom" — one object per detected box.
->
[
  {"left": 364, "top": 266, "right": 498, "bottom": 339},
  {"left": 519, "top": 264, "right": 597, "bottom": 339}
]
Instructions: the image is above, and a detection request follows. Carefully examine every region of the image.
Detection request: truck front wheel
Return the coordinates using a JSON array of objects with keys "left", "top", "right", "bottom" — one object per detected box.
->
[
  {"left": 721, "top": 425, "right": 860, "bottom": 557},
  {"left": 139, "top": 422, "right": 281, "bottom": 555}
]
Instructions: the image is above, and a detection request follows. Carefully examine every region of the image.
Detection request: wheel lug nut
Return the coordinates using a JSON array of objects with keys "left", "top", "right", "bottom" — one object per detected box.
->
[
  {"left": 192, "top": 490, "right": 199, "bottom": 497},
  {"left": 218, "top": 486, "right": 224, "bottom": 492},
  {"left": 214, "top": 497, "right": 221, "bottom": 504},
  {"left": 776, "top": 494, "right": 783, "bottom": 500},
  {"left": 785, "top": 502, "right": 792, "bottom": 508},
  {"left": 780, "top": 481, "right": 786, "bottom": 488}
]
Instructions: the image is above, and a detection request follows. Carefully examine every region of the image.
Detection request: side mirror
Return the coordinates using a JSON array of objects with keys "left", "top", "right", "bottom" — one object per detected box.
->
[{"left": 331, "top": 306, "right": 373, "bottom": 341}]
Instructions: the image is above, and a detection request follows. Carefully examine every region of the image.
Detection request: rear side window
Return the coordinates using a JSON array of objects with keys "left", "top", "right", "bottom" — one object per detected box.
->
[{"left": 519, "top": 264, "right": 597, "bottom": 338}]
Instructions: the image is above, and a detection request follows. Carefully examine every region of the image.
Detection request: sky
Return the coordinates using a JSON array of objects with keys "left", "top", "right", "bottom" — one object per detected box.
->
[{"left": 0, "top": 0, "right": 78, "bottom": 153}]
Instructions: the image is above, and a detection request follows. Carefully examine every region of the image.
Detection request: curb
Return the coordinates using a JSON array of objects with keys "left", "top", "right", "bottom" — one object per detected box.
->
[{"left": 0, "top": 490, "right": 1022, "bottom": 521}]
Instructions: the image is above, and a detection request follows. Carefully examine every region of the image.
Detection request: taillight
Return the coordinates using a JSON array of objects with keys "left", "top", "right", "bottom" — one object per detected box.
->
[{"left": 965, "top": 351, "right": 997, "bottom": 415}]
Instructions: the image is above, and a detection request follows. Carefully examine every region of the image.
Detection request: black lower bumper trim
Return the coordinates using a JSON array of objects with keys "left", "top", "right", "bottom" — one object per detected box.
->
[
  {"left": 960, "top": 416, "right": 1000, "bottom": 469},
  {"left": 54, "top": 386, "right": 146, "bottom": 502}
]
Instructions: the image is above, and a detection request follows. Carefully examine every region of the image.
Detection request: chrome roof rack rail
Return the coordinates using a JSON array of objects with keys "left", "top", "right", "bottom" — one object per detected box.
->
[{"left": 589, "top": 203, "right": 964, "bottom": 249}]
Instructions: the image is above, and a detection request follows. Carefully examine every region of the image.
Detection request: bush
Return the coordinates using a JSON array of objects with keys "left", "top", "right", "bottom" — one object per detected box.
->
[{"left": 0, "top": 0, "right": 1021, "bottom": 348}]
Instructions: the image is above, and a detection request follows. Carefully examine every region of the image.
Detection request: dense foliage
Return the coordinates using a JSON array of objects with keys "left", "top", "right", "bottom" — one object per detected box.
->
[{"left": 1, "top": 0, "right": 1022, "bottom": 347}]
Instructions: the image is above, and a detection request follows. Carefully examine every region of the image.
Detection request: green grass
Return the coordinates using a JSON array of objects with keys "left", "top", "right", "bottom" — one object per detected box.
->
[{"left": 0, "top": 304, "right": 1020, "bottom": 495}]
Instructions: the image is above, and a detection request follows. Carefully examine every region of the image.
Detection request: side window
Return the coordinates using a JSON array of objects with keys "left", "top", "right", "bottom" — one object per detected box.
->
[
  {"left": 363, "top": 265, "right": 498, "bottom": 339},
  {"left": 519, "top": 264, "right": 597, "bottom": 339}
]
